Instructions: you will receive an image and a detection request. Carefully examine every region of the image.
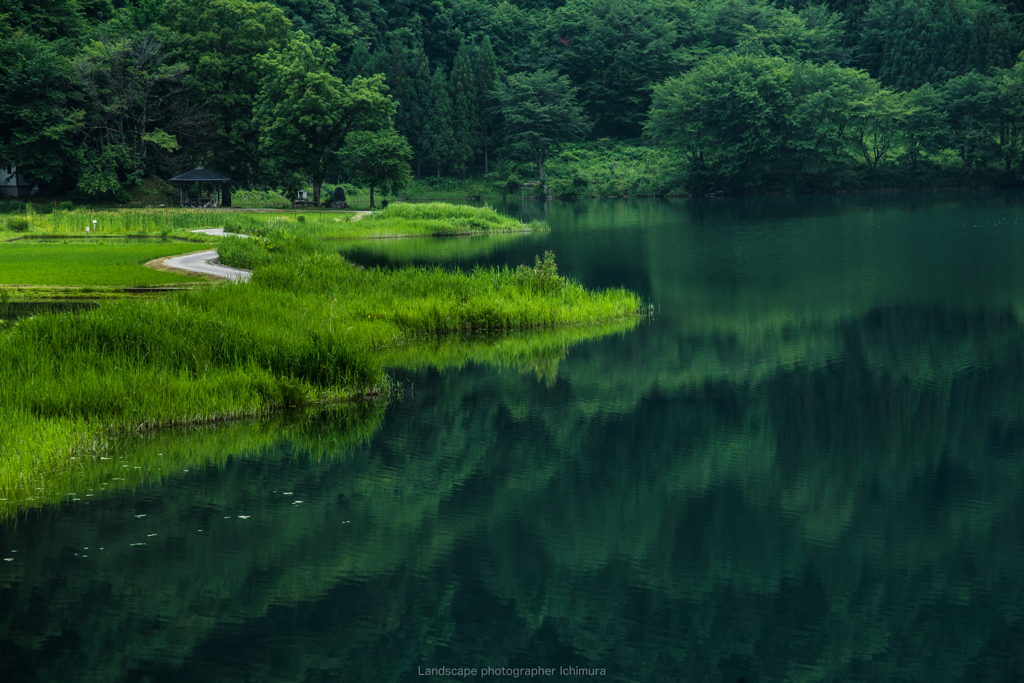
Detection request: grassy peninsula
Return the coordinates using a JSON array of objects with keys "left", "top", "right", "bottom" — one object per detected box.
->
[
  {"left": 0, "top": 205, "right": 640, "bottom": 515},
  {"left": 0, "top": 203, "right": 543, "bottom": 294}
]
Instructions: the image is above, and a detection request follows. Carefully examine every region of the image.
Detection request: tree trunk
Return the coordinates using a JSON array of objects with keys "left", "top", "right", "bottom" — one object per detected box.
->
[
  {"left": 537, "top": 153, "right": 544, "bottom": 180},
  {"left": 313, "top": 180, "right": 322, "bottom": 207},
  {"left": 369, "top": 182, "right": 375, "bottom": 209},
  {"left": 484, "top": 133, "right": 489, "bottom": 174},
  {"left": 437, "top": 164, "right": 441, "bottom": 178}
]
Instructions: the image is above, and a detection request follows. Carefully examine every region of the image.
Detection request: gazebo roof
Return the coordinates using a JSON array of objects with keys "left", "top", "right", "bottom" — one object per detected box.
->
[{"left": 168, "top": 166, "right": 230, "bottom": 182}]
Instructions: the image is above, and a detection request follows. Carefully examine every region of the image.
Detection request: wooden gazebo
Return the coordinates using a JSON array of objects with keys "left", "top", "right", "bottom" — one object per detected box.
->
[{"left": 168, "top": 166, "right": 231, "bottom": 208}]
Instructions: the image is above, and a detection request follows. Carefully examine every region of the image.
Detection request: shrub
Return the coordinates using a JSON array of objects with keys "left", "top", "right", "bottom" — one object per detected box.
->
[
  {"left": 502, "top": 174, "right": 521, "bottom": 196},
  {"left": 58, "top": 201, "right": 74, "bottom": 211},
  {"left": 6, "top": 218, "right": 29, "bottom": 233},
  {"left": 297, "top": 215, "right": 306, "bottom": 223}
]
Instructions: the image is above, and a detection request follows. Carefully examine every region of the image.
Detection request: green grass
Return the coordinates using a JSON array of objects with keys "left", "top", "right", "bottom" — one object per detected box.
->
[
  {"left": 340, "top": 231, "right": 542, "bottom": 263},
  {"left": 0, "top": 242, "right": 641, "bottom": 515},
  {"left": 2, "top": 203, "right": 540, "bottom": 241},
  {"left": 2, "top": 206, "right": 348, "bottom": 237},
  {"left": 352, "top": 202, "right": 542, "bottom": 236},
  {"left": 221, "top": 202, "right": 543, "bottom": 241},
  {"left": 0, "top": 241, "right": 207, "bottom": 286}
]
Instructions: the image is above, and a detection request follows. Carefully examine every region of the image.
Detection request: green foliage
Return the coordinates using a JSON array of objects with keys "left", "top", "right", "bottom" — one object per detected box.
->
[
  {"left": 475, "top": 35, "right": 499, "bottom": 173},
  {"left": 423, "top": 65, "right": 456, "bottom": 177},
  {"left": 707, "top": 0, "right": 848, "bottom": 62},
  {"left": 5, "top": 218, "right": 29, "bottom": 233},
  {"left": 160, "top": 0, "right": 293, "bottom": 186},
  {"left": 646, "top": 53, "right": 947, "bottom": 192},
  {"left": 0, "top": 0, "right": 112, "bottom": 41},
  {"left": 942, "top": 71, "right": 1002, "bottom": 175},
  {"left": 450, "top": 41, "right": 479, "bottom": 176},
  {"left": 542, "top": 140, "right": 684, "bottom": 197},
  {"left": 269, "top": 0, "right": 358, "bottom": 51},
  {"left": 0, "top": 31, "right": 80, "bottom": 189},
  {"left": 502, "top": 173, "right": 522, "bottom": 195},
  {"left": 0, "top": 201, "right": 27, "bottom": 214},
  {"left": 647, "top": 52, "right": 798, "bottom": 192},
  {"left": 75, "top": 143, "right": 143, "bottom": 200},
  {"left": 5, "top": 0, "right": 1024, "bottom": 198},
  {"left": 859, "top": 0, "right": 1022, "bottom": 89},
  {"left": 255, "top": 37, "right": 395, "bottom": 205},
  {"left": 542, "top": 0, "right": 699, "bottom": 138},
  {"left": 515, "top": 250, "right": 560, "bottom": 291},
  {"left": 493, "top": 69, "right": 591, "bottom": 180},
  {"left": 71, "top": 34, "right": 189, "bottom": 198},
  {"left": 338, "top": 128, "right": 413, "bottom": 208},
  {"left": 215, "top": 232, "right": 276, "bottom": 270}
]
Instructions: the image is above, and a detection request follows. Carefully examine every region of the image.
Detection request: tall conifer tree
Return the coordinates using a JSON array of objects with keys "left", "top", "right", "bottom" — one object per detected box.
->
[
  {"left": 423, "top": 64, "right": 455, "bottom": 176},
  {"left": 369, "top": 46, "right": 389, "bottom": 78},
  {"left": 408, "top": 45, "right": 431, "bottom": 176},
  {"left": 346, "top": 40, "right": 372, "bottom": 81},
  {"left": 386, "top": 37, "right": 416, "bottom": 147},
  {"left": 474, "top": 36, "right": 499, "bottom": 174},
  {"left": 450, "top": 42, "right": 478, "bottom": 179}
]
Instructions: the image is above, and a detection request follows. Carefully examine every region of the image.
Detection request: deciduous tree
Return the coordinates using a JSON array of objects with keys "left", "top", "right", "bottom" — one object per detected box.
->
[
  {"left": 339, "top": 128, "right": 412, "bottom": 207},
  {"left": 254, "top": 36, "right": 395, "bottom": 205},
  {"left": 0, "top": 32, "right": 81, "bottom": 189},
  {"left": 492, "top": 69, "right": 590, "bottom": 180},
  {"left": 160, "top": 0, "right": 292, "bottom": 186}
]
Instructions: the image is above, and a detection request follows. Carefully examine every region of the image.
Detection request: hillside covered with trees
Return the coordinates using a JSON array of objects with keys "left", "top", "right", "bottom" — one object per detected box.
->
[{"left": 3, "top": 0, "right": 1024, "bottom": 199}]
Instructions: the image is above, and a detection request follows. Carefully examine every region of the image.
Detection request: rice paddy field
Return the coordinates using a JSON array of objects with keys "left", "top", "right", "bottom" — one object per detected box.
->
[
  {"left": 0, "top": 206, "right": 641, "bottom": 517},
  {"left": 0, "top": 241, "right": 207, "bottom": 286},
  {"left": 0, "top": 205, "right": 357, "bottom": 238}
]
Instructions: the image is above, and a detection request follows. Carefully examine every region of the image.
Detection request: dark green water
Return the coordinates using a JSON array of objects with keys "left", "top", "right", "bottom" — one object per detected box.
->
[{"left": 4, "top": 194, "right": 1024, "bottom": 682}]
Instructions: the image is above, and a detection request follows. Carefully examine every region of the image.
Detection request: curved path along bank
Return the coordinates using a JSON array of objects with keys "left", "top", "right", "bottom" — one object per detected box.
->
[
  {"left": 156, "top": 228, "right": 252, "bottom": 282},
  {"left": 152, "top": 216, "right": 369, "bottom": 282},
  {"left": 162, "top": 250, "right": 252, "bottom": 282}
]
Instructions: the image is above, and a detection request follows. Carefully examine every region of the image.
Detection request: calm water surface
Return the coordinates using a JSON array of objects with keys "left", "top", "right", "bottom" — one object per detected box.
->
[{"left": 3, "top": 194, "right": 1024, "bottom": 682}]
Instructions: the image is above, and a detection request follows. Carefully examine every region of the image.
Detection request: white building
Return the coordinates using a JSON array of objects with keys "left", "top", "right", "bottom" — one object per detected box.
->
[{"left": 0, "top": 166, "right": 37, "bottom": 198}]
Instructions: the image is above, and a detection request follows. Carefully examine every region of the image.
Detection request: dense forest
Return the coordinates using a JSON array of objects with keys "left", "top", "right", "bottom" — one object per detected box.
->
[{"left": 4, "top": 0, "right": 1024, "bottom": 199}]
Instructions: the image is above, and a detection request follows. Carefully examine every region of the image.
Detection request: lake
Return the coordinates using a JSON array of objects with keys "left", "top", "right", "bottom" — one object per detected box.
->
[{"left": 3, "top": 193, "right": 1024, "bottom": 682}]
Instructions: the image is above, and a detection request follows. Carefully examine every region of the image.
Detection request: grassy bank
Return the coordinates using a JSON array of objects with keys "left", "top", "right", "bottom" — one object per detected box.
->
[
  {"left": 0, "top": 246, "right": 640, "bottom": 514},
  {"left": 335, "top": 202, "right": 542, "bottom": 237},
  {"left": 0, "top": 204, "right": 542, "bottom": 292}
]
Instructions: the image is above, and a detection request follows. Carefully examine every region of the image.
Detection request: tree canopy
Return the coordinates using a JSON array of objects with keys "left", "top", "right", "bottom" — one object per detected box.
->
[
  {"left": 2, "top": 0, "right": 1024, "bottom": 198},
  {"left": 493, "top": 69, "right": 591, "bottom": 180},
  {"left": 254, "top": 37, "right": 395, "bottom": 205}
]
